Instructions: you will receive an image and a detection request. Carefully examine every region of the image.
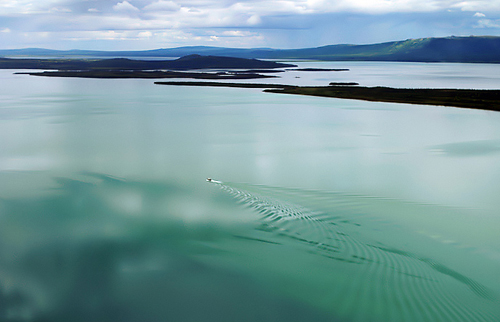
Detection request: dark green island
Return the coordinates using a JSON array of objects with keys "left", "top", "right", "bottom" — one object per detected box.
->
[
  {"left": 155, "top": 81, "right": 500, "bottom": 112},
  {"left": 3, "top": 54, "right": 295, "bottom": 80},
  {"left": 0, "top": 54, "right": 296, "bottom": 70}
]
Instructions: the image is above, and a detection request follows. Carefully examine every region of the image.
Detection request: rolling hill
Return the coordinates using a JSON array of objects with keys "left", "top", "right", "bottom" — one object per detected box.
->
[{"left": 1, "top": 36, "right": 500, "bottom": 63}]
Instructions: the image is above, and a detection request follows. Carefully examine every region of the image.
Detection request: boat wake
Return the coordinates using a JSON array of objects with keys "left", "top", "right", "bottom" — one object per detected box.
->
[{"left": 212, "top": 181, "right": 500, "bottom": 322}]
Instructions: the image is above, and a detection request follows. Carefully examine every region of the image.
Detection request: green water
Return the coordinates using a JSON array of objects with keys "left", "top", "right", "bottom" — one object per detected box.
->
[{"left": 1, "top": 64, "right": 500, "bottom": 321}]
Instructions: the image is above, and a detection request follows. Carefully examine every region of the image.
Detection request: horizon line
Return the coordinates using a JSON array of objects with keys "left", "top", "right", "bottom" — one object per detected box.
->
[{"left": 1, "top": 35, "right": 499, "bottom": 52}]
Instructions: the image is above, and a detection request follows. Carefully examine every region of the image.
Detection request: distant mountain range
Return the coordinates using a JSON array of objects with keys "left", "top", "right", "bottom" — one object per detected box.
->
[{"left": 2, "top": 36, "right": 500, "bottom": 63}]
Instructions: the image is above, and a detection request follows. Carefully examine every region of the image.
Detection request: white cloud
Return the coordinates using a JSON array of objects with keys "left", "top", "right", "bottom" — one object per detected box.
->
[
  {"left": 3, "top": 0, "right": 500, "bottom": 50},
  {"left": 113, "top": 1, "right": 140, "bottom": 13},
  {"left": 0, "top": 0, "right": 60, "bottom": 15},
  {"left": 222, "top": 30, "right": 248, "bottom": 37},
  {"left": 58, "top": 28, "right": 265, "bottom": 48},
  {"left": 476, "top": 18, "right": 500, "bottom": 28},
  {"left": 143, "top": 1, "right": 181, "bottom": 11},
  {"left": 2, "top": 0, "right": 500, "bottom": 19},
  {"left": 49, "top": 7, "right": 72, "bottom": 13},
  {"left": 247, "top": 14, "right": 262, "bottom": 25},
  {"left": 306, "top": 0, "right": 443, "bottom": 14},
  {"left": 137, "top": 31, "right": 153, "bottom": 38},
  {"left": 451, "top": 0, "right": 500, "bottom": 12},
  {"left": 82, "top": 30, "right": 160, "bottom": 41}
]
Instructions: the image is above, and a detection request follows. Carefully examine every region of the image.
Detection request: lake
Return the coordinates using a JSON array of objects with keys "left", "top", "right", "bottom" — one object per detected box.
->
[{"left": 1, "top": 62, "right": 499, "bottom": 321}]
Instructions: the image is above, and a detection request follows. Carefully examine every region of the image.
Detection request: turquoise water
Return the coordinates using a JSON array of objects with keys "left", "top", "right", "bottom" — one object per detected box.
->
[{"left": 1, "top": 63, "right": 500, "bottom": 321}]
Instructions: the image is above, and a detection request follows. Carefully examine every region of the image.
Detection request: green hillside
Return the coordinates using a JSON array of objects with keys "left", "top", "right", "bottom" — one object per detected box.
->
[{"left": 259, "top": 37, "right": 500, "bottom": 62}]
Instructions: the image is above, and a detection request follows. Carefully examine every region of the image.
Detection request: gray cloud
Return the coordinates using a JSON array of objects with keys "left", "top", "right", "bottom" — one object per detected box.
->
[{"left": 1, "top": 0, "right": 500, "bottom": 49}]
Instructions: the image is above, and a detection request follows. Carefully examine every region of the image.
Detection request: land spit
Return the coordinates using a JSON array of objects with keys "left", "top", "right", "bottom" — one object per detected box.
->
[{"left": 155, "top": 81, "right": 500, "bottom": 112}]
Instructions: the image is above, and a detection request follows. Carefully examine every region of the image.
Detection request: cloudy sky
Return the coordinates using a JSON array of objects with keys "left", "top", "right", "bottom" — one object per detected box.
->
[{"left": 1, "top": 0, "right": 500, "bottom": 50}]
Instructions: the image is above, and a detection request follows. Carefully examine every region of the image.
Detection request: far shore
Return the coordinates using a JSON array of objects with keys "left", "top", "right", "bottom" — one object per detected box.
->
[{"left": 155, "top": 81, "right": 500, "bottom": 112}]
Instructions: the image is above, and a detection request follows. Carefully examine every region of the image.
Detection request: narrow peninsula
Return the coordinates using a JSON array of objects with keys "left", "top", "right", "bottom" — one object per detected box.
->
[
  {"left": 155, "top": 81, "right": 500, "bottom": 112},
  {"left": 266, "top": 85, "right": 500, "bottom": 111}
]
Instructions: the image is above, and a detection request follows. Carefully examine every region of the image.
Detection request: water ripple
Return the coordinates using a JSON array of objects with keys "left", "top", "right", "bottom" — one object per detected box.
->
[{"left": 212, "top": 180, "right": 500, "bottom": 322}]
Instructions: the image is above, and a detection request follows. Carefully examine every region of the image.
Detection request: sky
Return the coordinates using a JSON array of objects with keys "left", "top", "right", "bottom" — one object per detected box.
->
[{"left": 1, "top": 0, "right": 500, "bottom": 50}]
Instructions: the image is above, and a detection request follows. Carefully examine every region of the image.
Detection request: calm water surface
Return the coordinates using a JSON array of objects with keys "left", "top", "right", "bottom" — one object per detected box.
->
[{"left": 1, "top": 63, "right": 500, "bottom": 321}]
